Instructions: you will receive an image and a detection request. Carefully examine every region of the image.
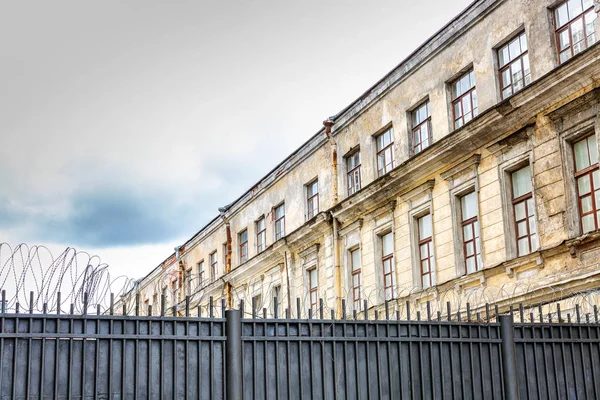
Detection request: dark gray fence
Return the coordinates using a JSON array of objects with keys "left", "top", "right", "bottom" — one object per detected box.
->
[
  {"left": 240, "top": 316, "right": 504, "bottom": 399},
  {"left": 1, "top": 294, "right": 600, "bottom": 399},
  {"left": 0, "top": 313, "right": 225, "bottom": 400}
]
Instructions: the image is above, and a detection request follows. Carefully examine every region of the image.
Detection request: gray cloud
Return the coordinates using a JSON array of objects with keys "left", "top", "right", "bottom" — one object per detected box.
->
[{"left": 1, "top": 187, "right": 211, "bottom": 247}]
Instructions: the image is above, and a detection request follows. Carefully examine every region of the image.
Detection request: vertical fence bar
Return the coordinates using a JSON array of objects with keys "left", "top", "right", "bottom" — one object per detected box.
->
[
  {"left": 225, "top": 310, "right": 242, "bottom": 400},
  {"left": 499, "top": 315, "right": 519, "bottom": 400}
]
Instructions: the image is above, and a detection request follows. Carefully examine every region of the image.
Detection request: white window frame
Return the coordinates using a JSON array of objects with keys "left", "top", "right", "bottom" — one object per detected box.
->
[{"left": 558, "top": 110, "right": 599, "bottom": 239}]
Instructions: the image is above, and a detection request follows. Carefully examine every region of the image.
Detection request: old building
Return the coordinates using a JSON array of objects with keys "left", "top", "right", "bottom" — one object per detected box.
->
[{"left": 124, "top": 0, "right": 600, "bottom": 320}]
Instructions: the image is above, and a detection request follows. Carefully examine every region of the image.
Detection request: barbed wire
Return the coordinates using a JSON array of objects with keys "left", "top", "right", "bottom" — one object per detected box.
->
[
  {"left": 0, "top": 243, "right": 135, "bottom": 313},
  {"left": 121, "top": 258, "right": 600, "bottom": 323}
]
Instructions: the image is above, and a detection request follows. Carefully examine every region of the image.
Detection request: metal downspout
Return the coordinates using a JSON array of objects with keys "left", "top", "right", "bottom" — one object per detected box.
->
[
  {"left": 330, "top": 211, "right": 342, "bottom": 317},
  {"left": 219, "top": 206, "right": 234, "bottom": 309},
  {"left": 324, "top": 118, "right": 342, "bottom": 316}
]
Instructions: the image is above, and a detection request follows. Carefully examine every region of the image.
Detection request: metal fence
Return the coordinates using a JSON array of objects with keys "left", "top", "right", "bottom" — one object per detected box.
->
[{"left": 1, "top": 293, "right": 600, "bottom": 399}]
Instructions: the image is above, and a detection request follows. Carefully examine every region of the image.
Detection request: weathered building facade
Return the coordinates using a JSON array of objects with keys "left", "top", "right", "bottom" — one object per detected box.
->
[{"left": 124, "top": 0, "right": 600, "bottom": 319}]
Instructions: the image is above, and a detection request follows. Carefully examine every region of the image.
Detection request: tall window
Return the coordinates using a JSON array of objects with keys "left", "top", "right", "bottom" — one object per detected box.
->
[
  {"left": 350, "top": 248, "right": 362, "bottom": 310},
  {"left": 152, "top": 293, "right": 158, "bottom": 314},
  {"left": 222, "top": 243, "right": 228, "bottom": 266},
  {"left": 460, "top": 192, "right": 482, "bottom": 273},
  {"left": 376, "top": 128, "right": 395, "bottom": 176},
  {"left": 308, "top": 268, "right": 318, "bottom": 314},
  {"left": 198, "top": 261, "right": 205, "bottom": 286},
  {"left": 418, "top": 214, "right": 434, "bottom": 288},
  {"left": 554, "top": 0, "right": 597, "bottom": 64},
  {"left": 256, "top": 217, "right": 266, "bottom": 252},
  {"left": 412, "top": 101, "right": 432, "bottom": 154},
  {"left": 210, "top": 251, "right": 218, "bottom": 280},
  {"left": 272, "top": 284, "right": 282, "bottom": 315},
  {"left": 381, "top": 232, "right": 394, "bottom": 300},
  {"left": 185, "top": 269, "right": 192, "bottom": 295},
  {"left": 306, "top": 180, "right": 319, "bottom": 219},
  {"left": 574, "top": 135, "right": 600, "bottom": 233},
  {"left": 347, "top": 151, "right": 361, "bottom": 195},
  {"left": 170, "top": 280, "right": 177, "bottom": 304},
  {"left": 511, "top": 166, "right": 539, "bottom": 255},
  {"left": 239, "top": 229, "right": 248, "bottom": 263},
  {"left": 252, "top": 294, "right": 262, "bottom": 314},
  {"left": 498, "top": 32, "right": 531, "bottom": 99},
  {"left": 451, "top": 70, "right": 478, "bottom": 129},
  {"left": 274, "top": 203, "right": 285, "bottom": 240}
]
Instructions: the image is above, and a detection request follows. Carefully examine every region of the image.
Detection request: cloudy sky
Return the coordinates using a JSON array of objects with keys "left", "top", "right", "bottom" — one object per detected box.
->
[{"left": 0, "top": 0, "right": 473, "bottom": 280}]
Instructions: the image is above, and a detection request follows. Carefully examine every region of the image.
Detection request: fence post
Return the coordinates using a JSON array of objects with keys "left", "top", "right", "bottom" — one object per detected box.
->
[
  {"left": 499, "top": 315, "right": 519, "bottom": 400},
  {"left": 225, "top": 309, "right": 242, "bottom": 400}
]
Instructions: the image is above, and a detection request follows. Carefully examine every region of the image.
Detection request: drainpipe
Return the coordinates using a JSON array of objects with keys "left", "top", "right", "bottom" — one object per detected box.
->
[
  {"left": 329, "top": 211, "right": 342, "bottom": 317},
  {"left": 323, "top": 118, "right": 338, "bottom": 204},
  {"left": 174, "top": 245, "right": 183, "bottom": 308},
  {"left": 284, "top": 250, "right": 291, "bottom": 315},
  {"left": 219, "top": 207, "right": 234, "bottom": 309}
]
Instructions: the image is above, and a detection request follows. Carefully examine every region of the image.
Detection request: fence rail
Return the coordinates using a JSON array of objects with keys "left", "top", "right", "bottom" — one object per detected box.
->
[{"left": 1, "top": 291, "right": 600, "bottom": 399}]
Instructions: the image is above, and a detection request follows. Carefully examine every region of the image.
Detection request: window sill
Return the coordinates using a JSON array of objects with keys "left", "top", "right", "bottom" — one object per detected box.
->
[
  {"left": 503, "top": 251, "right": 543, "bottom": 278},
  {"left": 454, "top": 271, "right": 487, "bottom": 293},
  {"left": 565, "top": 229, "right": 600, "bottom": 257}
]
